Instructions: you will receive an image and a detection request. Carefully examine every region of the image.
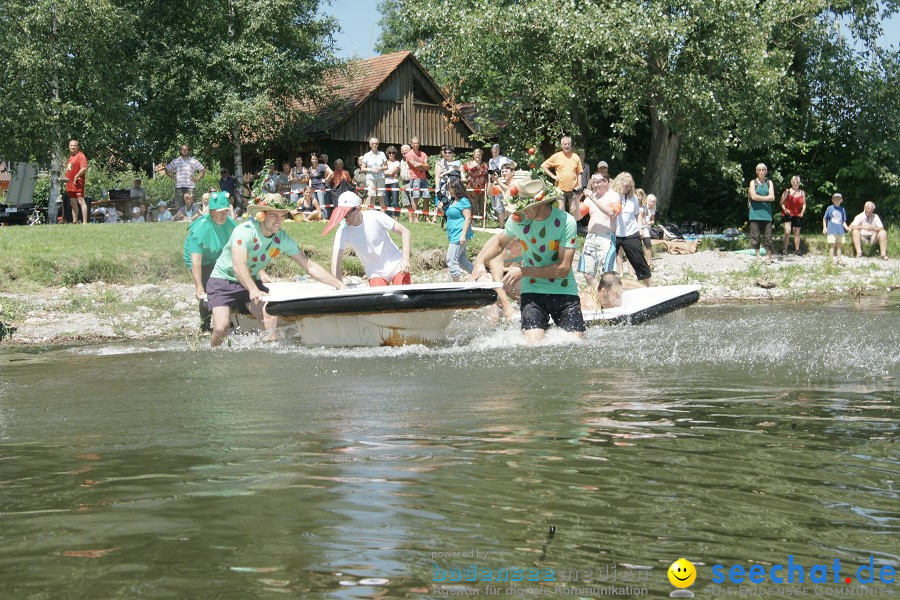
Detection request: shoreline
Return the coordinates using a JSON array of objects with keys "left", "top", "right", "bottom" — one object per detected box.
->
[{"left": 1, "top": 251, "right": 896, "bottom": 348}]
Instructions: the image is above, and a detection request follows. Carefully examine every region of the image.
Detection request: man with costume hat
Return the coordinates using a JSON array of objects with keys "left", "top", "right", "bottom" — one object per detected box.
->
[
  {"left": 183, "top": 191, "right": 241, "bottom": 331},
  {"left": 323, "top": 191, "right": 412, "bottom": 286},
  {"left": 471, "top": 179, "right": 585, "bottom": 342},
  {"left": 206, "top": 193, "right": 345, "bottom": 346}
]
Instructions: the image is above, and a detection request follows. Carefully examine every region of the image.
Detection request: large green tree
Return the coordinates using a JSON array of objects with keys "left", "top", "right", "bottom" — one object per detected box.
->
[
  {"left": 130, "top": 0, "right": 341, "bottom": 186},
  {"left": 378, "top": 0, "right": 898, "bottom": 214},
  {"left": 0, "top": 0, "right": 341, "bottom": 220},
  {"left": 0, "top": 0, "right": 138, "bottom": 220}
]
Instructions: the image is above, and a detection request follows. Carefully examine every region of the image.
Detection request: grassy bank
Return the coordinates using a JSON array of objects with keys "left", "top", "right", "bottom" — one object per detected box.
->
[
  {"left": 0, "top": 219, "right": 496, "bottom": 294},
  {"left": 0, "top": 220, "right": 896, "bottom": 346}
]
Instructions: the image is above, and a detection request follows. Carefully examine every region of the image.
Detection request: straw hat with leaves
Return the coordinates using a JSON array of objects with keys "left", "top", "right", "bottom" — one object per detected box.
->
[{"left": 503, "top": 179, "right": 560, "bottom": 214}]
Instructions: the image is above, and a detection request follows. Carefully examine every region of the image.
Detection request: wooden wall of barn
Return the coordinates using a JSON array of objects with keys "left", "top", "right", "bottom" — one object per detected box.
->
[{"left": 332, "top": 60, "right": 472, "bottom": 151}]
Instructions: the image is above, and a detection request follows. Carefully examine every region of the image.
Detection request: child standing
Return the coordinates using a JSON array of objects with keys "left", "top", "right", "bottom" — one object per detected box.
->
[{"left": 822, "top": 192, "right": 850, "bottom": 265}]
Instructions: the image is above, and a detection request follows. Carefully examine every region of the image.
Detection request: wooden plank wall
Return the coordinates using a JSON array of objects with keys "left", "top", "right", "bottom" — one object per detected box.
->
[{"left": 333, "top": 61, "right": 472, "bottom": 151}]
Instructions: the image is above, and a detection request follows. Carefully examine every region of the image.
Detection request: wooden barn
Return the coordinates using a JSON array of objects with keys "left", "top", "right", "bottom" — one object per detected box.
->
[{"left": 246, "top": 51, "right": 477, "bottom": 173}]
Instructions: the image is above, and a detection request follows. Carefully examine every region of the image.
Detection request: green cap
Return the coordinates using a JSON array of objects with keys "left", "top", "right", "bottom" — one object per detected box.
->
[{"left": 209, "top": 191, "right": 230, "bottom": 210}]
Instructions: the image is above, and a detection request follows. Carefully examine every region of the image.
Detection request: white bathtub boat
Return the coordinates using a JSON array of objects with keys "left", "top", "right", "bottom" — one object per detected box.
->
[{"left": 236, "top": 281, "right": 500, "bottom": 347}]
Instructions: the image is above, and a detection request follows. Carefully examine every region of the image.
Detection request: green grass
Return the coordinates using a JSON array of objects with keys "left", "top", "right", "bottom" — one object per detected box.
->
[{"left": 0, "top": 220, "right": 495, "bottom": 293}]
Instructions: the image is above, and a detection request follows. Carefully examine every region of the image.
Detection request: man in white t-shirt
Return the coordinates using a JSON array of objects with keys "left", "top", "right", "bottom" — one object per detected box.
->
[
  {"left": 361, "top": 137, "right": 388, "bottom": 208},
  {"left": 850, "top": 201, "right": 888, "bottom": 260},
  {"left": 323, "top": 191, "right": 412, "bottom": 286}
]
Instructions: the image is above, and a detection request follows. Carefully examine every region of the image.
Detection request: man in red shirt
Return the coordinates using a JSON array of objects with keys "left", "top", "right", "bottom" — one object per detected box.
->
[
  {"left": 64, "top": 139, "right": 89, "bottom": 224},
  {"left": 403, "top": 136, "right": 430, "bottom": 221}
]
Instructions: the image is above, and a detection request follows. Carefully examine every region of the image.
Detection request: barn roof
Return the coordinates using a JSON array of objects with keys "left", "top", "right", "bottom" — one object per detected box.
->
[{"left": 304, "top": 51, "right": 474, "bottom": 136}]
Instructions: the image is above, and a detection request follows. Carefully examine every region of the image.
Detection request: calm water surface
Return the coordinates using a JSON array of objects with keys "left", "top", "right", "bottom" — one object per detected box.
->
[{"left": 1, "top": 299, "right": 898, "bottom": 599}]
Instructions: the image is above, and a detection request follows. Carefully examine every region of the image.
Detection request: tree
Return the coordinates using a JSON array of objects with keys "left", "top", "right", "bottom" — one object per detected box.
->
[
  {"left": 0, "top": 0, "right": 139, "bottom": 221},
  {"left": 377, "top": 0, "right": 898, "bottom": 214},
  {"left": 0, "top": 0, "right": 342, "bottom": 220},
  {"left": 128, "top": 0, "right": 341, "bottom": 190}
]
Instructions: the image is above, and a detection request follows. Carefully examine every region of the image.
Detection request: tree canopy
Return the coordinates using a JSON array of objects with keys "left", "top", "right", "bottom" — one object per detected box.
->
[
  {"left": 0, "top": 0, "right": 340, "bottom": 172},
  {"left": 378, "top": 0, "right": 899, "bottom": 221}
]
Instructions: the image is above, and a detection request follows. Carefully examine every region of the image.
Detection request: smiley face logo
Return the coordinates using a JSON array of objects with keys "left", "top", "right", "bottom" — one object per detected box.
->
[{"left": 668, "top": 558, "right": 696, "bottom": 588}]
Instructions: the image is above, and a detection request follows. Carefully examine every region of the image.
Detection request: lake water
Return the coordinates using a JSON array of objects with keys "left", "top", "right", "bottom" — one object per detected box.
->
[{"left": 1, "top": 299, "right": 898, "bottom": 599}]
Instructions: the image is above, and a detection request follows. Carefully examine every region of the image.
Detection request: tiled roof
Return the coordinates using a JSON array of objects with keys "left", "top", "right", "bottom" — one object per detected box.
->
[{"left": 303, "top": 51, "right": 413, "bottom": 134}]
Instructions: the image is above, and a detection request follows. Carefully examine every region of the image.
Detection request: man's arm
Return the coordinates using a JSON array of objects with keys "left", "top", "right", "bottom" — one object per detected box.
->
[
  {"left": 541, "top": 157, "right": 557, "bottom": 182},
  {"left": 586, "top": 192, "right": 616, "bottom": 217},
  {"left": 391, "top": 221, "right": 412, "bottom": 272},
  {"left": 505, "top": 247, "right": 576, "bottom": 286},
  {"left": 193, "top": 159, "right": 206, "bottom": 182},
  {"left": 748, "top": 180, "right": 758, "bottom": 201},
  {"left": 762, "top": 181, "right": 775, "bottom": 202},
  {"left": 331, "top": 240, "right": 345, "bottom": 280},
  {"left": 189, "top": 253, "right": 205, "bottom": 300},
  {"left": 74, "top": 157, "right": 88, "bottom": 182},
  {"left": 293, "top": 252, "right": 345, "bottom": 289},
  {"left": 471, "top": 232, "right": 512, "bottom": 280},
  {"left": 231, "top": 244, "right": 266, "bottom": 304}
]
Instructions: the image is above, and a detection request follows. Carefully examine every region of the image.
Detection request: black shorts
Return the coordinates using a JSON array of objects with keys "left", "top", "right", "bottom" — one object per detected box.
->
[
  {"left": 784, "top": 215, "right": 803, "bottom": 229},
  {"left": 206, "top": 277, "right": 269, "bottom": 311},
  {"left": 520, "top": 293, "right": 586, "bottom": 332},
  {"left": 617, "top": 234, "right": 652, "bottom": 280}
]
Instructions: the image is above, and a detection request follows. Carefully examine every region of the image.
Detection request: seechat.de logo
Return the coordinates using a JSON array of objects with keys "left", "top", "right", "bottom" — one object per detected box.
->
[{"left": 711, "top": 555, "right": 896, "bottom": 586}]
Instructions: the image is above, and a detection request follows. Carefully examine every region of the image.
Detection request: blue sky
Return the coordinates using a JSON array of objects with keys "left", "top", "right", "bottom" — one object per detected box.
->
[
  {"left": 324, "top": 1, "right": 898, "bottom": 59},
  {"left": 328, "top": 1, "right": 382, "bottom": 59}
]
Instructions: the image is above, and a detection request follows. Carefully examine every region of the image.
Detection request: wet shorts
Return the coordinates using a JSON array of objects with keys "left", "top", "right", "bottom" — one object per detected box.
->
[
  {"left": 520, "top": 293, "right": 586, "bottom": 332},
  {"left": 206, "top": 277, "right": 269, "bottom": 310}
]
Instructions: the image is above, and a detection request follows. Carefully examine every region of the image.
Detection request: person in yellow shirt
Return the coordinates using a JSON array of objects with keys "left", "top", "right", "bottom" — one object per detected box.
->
[{"left": 541, "top": 135, "right": 583, "bottom": 218}]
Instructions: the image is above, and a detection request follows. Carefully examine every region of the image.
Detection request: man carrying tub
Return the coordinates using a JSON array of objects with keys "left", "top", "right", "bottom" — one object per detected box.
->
[
  {"left": 471, "top": 179, "right": 585, "bottom": 343},
  {"left": 206, "top": 193, "right": 344, "bottom": 347}
]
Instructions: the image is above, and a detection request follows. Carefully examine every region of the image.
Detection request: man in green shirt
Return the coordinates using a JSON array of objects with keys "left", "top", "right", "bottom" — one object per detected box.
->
[
  {"left": 183, "top": 191, "right": 238, "bottom": 331},
  {"left": 206, "top": 193, "right": 344, "bottom": 346},
  {"left": 471, "top": 179, "right": 585, "bottom": 343}
]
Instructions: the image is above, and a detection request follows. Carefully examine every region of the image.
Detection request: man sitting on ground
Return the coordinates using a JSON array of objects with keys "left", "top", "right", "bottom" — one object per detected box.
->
[
  {"left": 323, "top": 191, "right": 412, "bottom": 286},
  {"left": 850, "top": 201, "right": 888, "bottom": 260},
  {"left": 206, "top": 193, "right": 344, "bottom": 347}
]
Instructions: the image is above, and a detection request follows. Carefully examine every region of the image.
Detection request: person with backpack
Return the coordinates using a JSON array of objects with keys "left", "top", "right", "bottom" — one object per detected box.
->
[{"left": 434, "top": 145, "right": 462, "bottom": 224}]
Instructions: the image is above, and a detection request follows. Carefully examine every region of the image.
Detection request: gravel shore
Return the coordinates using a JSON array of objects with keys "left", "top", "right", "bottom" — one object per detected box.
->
[{"left": 1, "top": 250, "right": 896, "bottom": 347}]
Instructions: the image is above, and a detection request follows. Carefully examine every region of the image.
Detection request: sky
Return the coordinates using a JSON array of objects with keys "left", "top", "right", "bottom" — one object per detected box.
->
[
  {"left": 327, "top": 1, "right": 383, "bottom": 59},
  {"left": 324, "top": 1, "right": 899, "bottom": 59}
]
